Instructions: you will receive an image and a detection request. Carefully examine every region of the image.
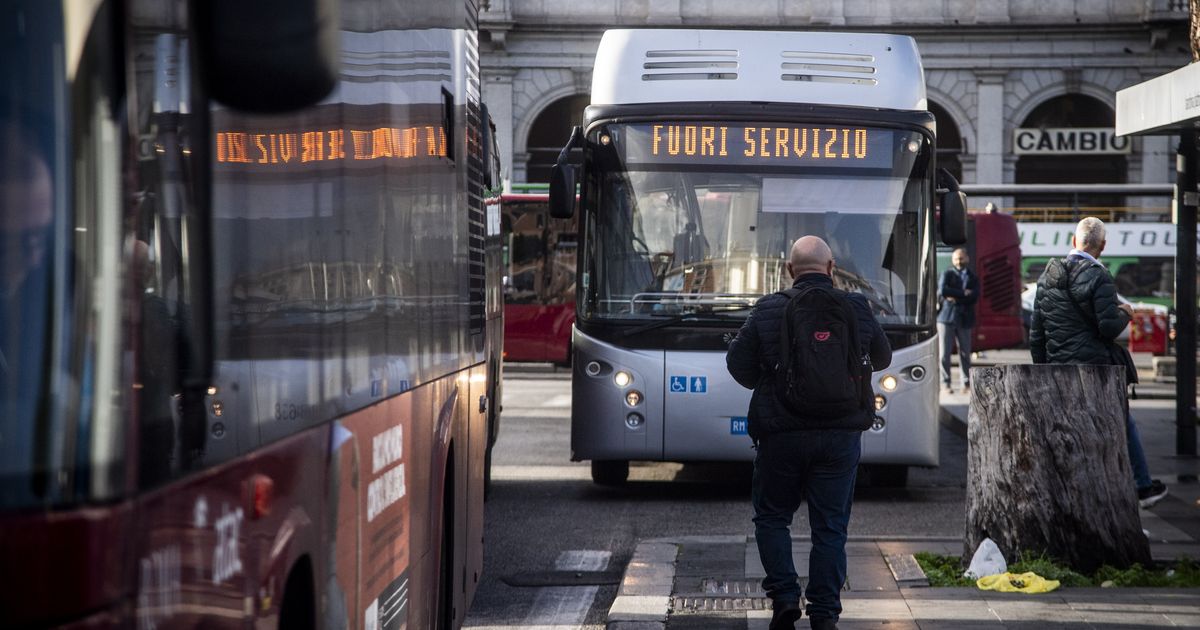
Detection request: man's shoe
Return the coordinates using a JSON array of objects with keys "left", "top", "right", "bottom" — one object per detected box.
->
[
  {"left": 1138, "top": 479, "right": 1169, "bottom": 508},
  {"left": 769, "top": 600, "right": 802, "bottom": 630},
  {"left": 809, "top": 617, "right": 838, "bottom": 630}
]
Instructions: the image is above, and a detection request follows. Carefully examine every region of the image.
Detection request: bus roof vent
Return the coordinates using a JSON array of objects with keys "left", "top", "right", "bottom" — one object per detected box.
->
[
  {"left": 779, "top": 50, "right": 877, "bottom": 86},
  {"left": 642, "top": 49, "right": 738, "bottom": 81}
]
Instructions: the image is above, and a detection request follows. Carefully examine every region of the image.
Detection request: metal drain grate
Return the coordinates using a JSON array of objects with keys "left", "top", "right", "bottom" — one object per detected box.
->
[
  {"left": 672, "top": 595, "right": 771, "bottom": 612},
  {"left": 672, "top": 579, "right": 770, "bottom": 612},
  {"left": 701, "top": 578, "right": 763, "bottom": 596}
]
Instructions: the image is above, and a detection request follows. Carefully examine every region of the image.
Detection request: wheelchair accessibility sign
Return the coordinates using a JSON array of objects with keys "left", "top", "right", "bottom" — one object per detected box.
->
[{"left": 669, "top": 375, "right": 707, "bottom": 394}]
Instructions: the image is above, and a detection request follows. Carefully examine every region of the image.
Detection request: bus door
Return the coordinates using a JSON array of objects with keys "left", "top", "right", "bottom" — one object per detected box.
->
[{"left": 661, "top": 351, "right": 753, "bottom": 461}]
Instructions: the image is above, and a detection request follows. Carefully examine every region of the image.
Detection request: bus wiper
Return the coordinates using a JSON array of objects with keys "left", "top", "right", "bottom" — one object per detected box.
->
[{"left": 619, "top": 304, "right": 755, "bottom": 337}]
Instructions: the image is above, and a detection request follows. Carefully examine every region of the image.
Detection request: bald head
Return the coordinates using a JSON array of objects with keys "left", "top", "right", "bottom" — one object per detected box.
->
[{"left": 787, "top": 236, "right": 834, "bottom": 278}]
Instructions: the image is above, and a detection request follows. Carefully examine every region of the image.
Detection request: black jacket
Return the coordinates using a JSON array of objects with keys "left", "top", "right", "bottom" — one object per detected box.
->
[
  {"left": 1030, "top": 255, "right": 1130, "bottom": 366},
  {"left": 726, "top": 273, "right": 892, "bottom": 439},
  {"left": 937, "top": 267, "right": 979, "bottom": 328}
]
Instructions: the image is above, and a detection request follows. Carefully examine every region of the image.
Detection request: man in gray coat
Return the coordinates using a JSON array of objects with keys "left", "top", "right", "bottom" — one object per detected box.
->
[{"left": 1030, "top": 217, "right": 1168, "bottom": 508}]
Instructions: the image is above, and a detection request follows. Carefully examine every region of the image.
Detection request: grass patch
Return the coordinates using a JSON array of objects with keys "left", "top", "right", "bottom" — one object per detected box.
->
[{"left": 914, "top": 552, "right": 1200, "bottom": 588}]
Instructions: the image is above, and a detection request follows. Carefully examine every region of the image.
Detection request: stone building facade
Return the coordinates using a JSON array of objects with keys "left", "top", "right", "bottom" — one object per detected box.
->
[{"left": 480, "top": 0, "right": 1192, "bottom": 211}]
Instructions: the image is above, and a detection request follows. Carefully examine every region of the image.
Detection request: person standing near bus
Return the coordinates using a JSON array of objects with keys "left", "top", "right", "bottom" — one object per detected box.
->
[
  {"left": 938, "top": 248, "right": 979, "bottom": 393},
  {"left": 726, "top": 236, "right": 892, "bottom": 630},
  {"left": 1029, "top": 217, "right": 1168, "bottom": 508}
]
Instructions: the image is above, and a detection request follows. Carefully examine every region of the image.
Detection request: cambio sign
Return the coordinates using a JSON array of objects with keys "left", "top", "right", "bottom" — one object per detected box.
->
[
  {"left": 1013, "top": 128, "right": 1131, "bottom": 155},
  {"left": 1018, "top": 222, "right": 1198, "bottom": 257}
]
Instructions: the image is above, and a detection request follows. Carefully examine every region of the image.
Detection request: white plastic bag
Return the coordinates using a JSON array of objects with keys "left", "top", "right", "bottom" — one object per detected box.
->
[{"left": 964, "top": 537, "right": 1007, "bottom": 579}]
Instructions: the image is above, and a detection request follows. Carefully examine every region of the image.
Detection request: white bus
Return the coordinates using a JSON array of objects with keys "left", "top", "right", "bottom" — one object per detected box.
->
[{"left": 548, "top": 29, "right": 967, "bottom": 487}]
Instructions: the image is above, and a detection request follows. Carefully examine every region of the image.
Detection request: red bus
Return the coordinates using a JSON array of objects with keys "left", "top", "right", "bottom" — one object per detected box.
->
[
  {"left": 494, "top": 191, "right": 578, "bottom": 364},
  {"left": 0, "top": 2, "right": 500, "bottom": 629},
  {"left": 937, "top": 210, "right": 1025, "bottom": 351}
]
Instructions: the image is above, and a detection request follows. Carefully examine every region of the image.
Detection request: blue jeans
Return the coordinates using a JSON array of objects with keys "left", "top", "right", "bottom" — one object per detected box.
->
[
  {"left": 752, "top": 430, "right": 861, "bottom": 622},
  {"left": 938, "top": 321, "right": 972, "bottom": 386},
  {"left": 1126, "top": 410, "right": 1152, "bottom": 490}
]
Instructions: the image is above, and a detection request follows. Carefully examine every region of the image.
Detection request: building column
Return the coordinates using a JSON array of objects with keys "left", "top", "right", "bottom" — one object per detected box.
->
[
  {"left": 1137, "top": 134, "right": 1172, "bottom": 216},
  {"left": 513, "top": 151, "right": 530, "bottom": 184},
  {"left": 974, "top": 70, "right": 1007, "bottom": 208},
  {"left": 483, "top": 68, "right": 516, "bottom": 188}
]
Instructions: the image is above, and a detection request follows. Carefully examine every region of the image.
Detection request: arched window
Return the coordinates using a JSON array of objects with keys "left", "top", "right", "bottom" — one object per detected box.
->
[
  {"left": 524, "top": 94, "right": 589, "bottom": 184},
  {"left": 928, "top": 102, "right": 963, "bottom": 183},
  {"left": 1014, "top": 94, "right": 1127, "bottom": 212}
]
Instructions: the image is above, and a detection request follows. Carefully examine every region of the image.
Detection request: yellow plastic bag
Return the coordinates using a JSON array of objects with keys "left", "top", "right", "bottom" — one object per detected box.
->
[{"left": 976, "top": 572, "right": 1060, "bottom": 593}]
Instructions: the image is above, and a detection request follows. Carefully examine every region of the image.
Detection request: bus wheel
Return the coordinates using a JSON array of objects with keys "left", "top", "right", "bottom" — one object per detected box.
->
[
  {"left": 591, "top": 460, "right": 629, "bottom": 486},
  {"left": 867, "top": 464, "right": 908, "bottom": 488}
]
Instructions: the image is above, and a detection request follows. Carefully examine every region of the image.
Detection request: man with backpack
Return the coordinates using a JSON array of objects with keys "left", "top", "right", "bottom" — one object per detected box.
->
[
  {"left": 726, "top": 236, "right": 892, "bottom": 630},
  {"left": 1030, "top": 217, "right": 1168, "bottom": 508}
]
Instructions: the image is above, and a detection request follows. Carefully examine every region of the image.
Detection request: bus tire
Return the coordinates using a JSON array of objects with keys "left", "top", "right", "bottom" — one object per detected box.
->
[
  {"left": 591, "top": 460, "right": 629, "bottom": 486},
  {"left": 867, "top": 464, "right": 908, "bottom": 488},
  {"left": 279, "top": 557, "right": 315, "bottom": 630}
]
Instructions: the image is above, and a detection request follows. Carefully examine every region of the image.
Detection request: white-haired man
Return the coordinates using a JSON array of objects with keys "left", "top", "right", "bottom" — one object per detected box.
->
[{"left": 1029, "top": 216, "right": 1168, "bottom": 508}]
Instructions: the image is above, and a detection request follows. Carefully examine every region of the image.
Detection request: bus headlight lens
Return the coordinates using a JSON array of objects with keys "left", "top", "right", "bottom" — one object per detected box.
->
[
  {"left": 626, "top": 412, "right": 644, "bottom": 429},
  {"left": 871, "top": 415, "right": 886, "bottom": 431},
  {"left": 874, "top": 394, "right": 886, "bottom": 411},
  {"left": 585, "top": 361, "right": 603, "bottom": 377},
  {"left": 880, "top": 375, "right": 898, "bottom": 392},
  {"left": 614, "top": 371, "right": 632, "bottom": 387},
  {"left": 626, "top": 390, "right": 643, "bottom": 407},
  {"left": 909, "top": 365, "right": 926, "bottom": 381}
]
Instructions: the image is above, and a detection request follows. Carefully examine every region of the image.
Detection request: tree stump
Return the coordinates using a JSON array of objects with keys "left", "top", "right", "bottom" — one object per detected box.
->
[{"left": 964, "top": 364, "right": 1152, "bottom": 573}]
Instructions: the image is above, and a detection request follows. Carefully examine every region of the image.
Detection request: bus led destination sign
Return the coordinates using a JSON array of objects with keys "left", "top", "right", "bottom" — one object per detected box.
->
[
  {"left": 618, "top": 123, "right": 897, "bottom": 169},
  {"left": 215, "top": 125, "right": 447, "bottom": 168}
]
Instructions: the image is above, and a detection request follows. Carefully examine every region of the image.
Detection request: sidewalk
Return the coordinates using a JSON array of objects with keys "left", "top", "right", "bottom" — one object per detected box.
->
[
  {"left": 607, "top": 354, "right": 1200, "bottom": 629},
  {"left": 607, "top": 535, "right": 1200, "bottom": 629}
]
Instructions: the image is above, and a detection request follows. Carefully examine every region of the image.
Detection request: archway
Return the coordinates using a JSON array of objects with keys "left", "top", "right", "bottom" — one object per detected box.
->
[
  {"left": 1013, "top": 94, "right": 1127, "bottom": 212},
  {"left": 524, "top": 94, "right": 589, "bottom": 184},
  {"left": 928, "top": 101, "right": 963, "bottom": 183}
]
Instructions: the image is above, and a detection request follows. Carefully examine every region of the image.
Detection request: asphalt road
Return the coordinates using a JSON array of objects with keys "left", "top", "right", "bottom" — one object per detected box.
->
[{"left": 462, "top": 367, "right": 972, "bottom": 629}]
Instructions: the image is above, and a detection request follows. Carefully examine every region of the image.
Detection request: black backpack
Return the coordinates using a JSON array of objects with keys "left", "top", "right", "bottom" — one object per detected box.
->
[{"left": 774, "top": 285, "right": 873, "bottom": 421}]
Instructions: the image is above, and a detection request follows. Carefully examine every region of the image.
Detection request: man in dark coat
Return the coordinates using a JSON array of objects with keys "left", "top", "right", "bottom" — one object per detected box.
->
[
  {"left": 937, "top": 248, "right": 979, "bottom": 392},
  {"left": 726, "top": 236, "right": 891, "bottom": 630},
  {"left": 1030, "top": 216, "right": 1168, "bottom": 508}
]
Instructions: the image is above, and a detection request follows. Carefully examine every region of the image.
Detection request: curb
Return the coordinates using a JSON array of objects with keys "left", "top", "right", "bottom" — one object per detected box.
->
[{"left": 606, "top": 541, "right": 679, "bottom": 629}]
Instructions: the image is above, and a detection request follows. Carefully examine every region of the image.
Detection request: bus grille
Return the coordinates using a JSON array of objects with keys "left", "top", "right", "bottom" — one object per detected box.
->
[
  {"left": 780, "top": 50, "right": 877, "bottom": 85},
  {"left": 983, "top": 256, "right": 1018, "bottom": 314},
  {"left": 642, "top": 49, "right": 738, "bottom": 81}
]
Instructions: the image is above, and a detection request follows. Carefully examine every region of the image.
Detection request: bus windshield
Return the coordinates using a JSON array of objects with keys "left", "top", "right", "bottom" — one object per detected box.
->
[{"left": 583, "top": 122, "right": 933, "bottom": 326}]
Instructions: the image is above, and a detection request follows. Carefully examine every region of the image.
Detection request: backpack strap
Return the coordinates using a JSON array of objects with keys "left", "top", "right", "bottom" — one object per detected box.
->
[{"left": 775, "top": 287, "right": 804, "bottom": 372}]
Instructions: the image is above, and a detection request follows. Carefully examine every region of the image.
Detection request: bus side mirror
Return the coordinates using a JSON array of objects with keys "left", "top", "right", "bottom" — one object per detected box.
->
[
  {"left": 549, "top": 126, "right": 583, "bottom": 219},
  {"left": 938, "top": 168, "right": 968, "bottom": 246},
  {"left": 193, "top": 0, "right": 340, "bottom": 113}
]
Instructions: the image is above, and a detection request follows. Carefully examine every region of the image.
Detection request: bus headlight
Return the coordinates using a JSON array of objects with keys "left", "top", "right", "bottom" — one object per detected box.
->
[
  {"left": 874, "top": 394, "right": 886, "bottom": 411},
  {"left": 614, "top": 371, "right": 632, "bottom": 387},
  {"left": 871, "top": 415, "right": 886, "bottom": 432},
  {"left": 626, "top": 412, "right": 644, "bottom": 429},
  {"left": 908, "top": 365, "right": 926, "bottom": 381},
  {"left": 626, "top": 390, "right": 643, "bottom": 407},
  {"left": 880, "top": 374, "right": 898, "bottom": 392},
  {"left": 585, "top": 361, "right": 603, "bottom": 377}
]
